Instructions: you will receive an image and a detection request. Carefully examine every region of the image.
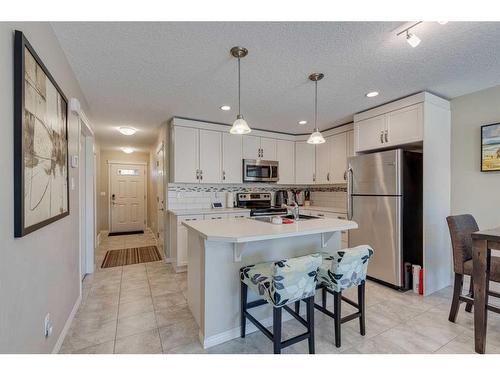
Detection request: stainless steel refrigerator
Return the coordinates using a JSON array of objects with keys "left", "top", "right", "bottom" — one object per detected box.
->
[{"left": 347, "top": 149, "right": 422, "bottom": 289}]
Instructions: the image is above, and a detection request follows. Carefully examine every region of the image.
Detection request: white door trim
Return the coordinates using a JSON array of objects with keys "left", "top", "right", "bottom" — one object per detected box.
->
[
  {"left": 79, "top": 119, "right": 96, "bottom": 279},
  {"left": 107, "top": 161, "right": 148, "bottom": 233}
]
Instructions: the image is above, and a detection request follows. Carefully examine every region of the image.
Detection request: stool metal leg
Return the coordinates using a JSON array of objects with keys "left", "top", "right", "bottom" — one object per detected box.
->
[
  {"left": 240, "top": 282, "right": 248, "bottom": 338},
  {"left": 322, "top": 287, "right": 327, "bottom": 308},
  {"left": 306, "top": 296, "right": 315, "bottom": 354},
  {"left": 294, "top": 300, "right": 300, "bottom": 315},
  {"left": 334, "top": 291, "right": 342, "bottom": 348},
  {"left": 273, "top": 307, "right": 282, "bottom": 354},
  {"left": 358, "top": 282, "right": 366, "bottom": 336}
]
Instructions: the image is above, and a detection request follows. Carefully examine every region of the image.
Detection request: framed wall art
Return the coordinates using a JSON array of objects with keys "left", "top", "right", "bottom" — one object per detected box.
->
[
  {"left": 14, "top": 30, "right": 70, "bottom": 237},
  {"left": 481, "top": 122, "right": 500, "bottom": 172}
]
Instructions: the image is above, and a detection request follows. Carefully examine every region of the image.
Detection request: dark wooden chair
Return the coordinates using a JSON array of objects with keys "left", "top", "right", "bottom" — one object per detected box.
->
[{"left": 446, "top": 214, "right": 500, "bottom": 322}]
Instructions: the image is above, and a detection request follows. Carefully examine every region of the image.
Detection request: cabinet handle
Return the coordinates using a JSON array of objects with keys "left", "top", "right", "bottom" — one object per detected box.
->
[
  {"left": 196, "top": 169, "right": 200, "bottom": 180},
  {"left": 344, "top": 170, "right": 347, "bottom": 181},
  {"left": 384, "top": 129, "right": 388, "bottom": 143},
  {"left": 222, "top": 170, "right": 226, "bottom": 180},
  {"left": 380, "top": 131, "right": 384, "bottom": 143},
  {"left": 313, "top": 173, "right": 316, "bottom": 182},
  {"left": 327, "top": 172, "right": 330, "bottom": 182}
]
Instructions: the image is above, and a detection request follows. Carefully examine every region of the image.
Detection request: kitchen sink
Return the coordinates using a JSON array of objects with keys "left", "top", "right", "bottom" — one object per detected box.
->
[{"left": 281, "top": 214, "right": 320, "bottom": 220}]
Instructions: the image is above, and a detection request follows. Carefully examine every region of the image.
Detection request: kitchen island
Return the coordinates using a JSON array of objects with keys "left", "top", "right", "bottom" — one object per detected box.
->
[{"left": 183, "top": 216, "right": 357, "bottom": 348}]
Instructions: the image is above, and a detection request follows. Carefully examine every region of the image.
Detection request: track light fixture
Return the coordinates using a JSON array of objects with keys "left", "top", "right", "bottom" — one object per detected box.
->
[{"left": 397, "top": 21, "right": 423, "bottom": 48}]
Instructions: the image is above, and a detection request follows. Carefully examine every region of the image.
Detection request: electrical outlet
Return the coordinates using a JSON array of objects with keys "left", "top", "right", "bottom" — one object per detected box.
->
[{"left": 44, "top": 313, "right": 53, "bottom": 338}]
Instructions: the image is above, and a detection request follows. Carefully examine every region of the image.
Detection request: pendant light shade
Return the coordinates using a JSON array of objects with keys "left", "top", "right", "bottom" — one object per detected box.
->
[
  {"left": 230, "top": 115, "right": 251, "bottom": 134},
  {"left": 307, "top": 73, "right": 326, "bottom": 145},
  {"left": 229, "top": 46, "right": 251, "bottom": 135}
]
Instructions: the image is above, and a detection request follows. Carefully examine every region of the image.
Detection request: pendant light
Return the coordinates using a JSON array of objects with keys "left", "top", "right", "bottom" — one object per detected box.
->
[
  {"left": 307, "top": 73, "right": 326, "bottom": 144},
  {"left": 229, "top": 46, "right": 251, "bottom": 135}
]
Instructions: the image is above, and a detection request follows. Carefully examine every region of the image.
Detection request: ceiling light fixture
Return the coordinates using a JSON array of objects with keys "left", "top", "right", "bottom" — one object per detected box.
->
[
  {"left": 229, "top": 46, "right": 251, "bottom": 135},
  {"left": 298, "top": 120, "right": 308, "bottom": 125},
  {"left": 119, "top": 127, "right": 136, "bottom": 136},
  {"left": 307, "top": 73, "right": 326, "bottom": 145},
  {"left": 122, "top": 147, "right": 134, "bottom": 154},
  {"left": 437, "top": 21, "right": 448, "bottom": 25},
  {"left": 366, "top": 91, "right": 379, "bottom": 98},
  {"left": 396, "top": 21, "right": 422, "bottom": 48},
  {"left": 220, "top": 105, "right": 231, "bottom": 111}
]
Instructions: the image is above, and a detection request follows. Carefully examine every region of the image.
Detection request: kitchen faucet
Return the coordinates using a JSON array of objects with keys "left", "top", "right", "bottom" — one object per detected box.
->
[{"left": 282, "top": 201, "right": 299, "bottom": 220}]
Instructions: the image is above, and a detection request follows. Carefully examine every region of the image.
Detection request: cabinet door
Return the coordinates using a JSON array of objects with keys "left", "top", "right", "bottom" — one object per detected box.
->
[
  {"left": 177, "top": 215, "right": 203, "bottom": 267},
  {"left": 385, "top": 103, "right": 423, "bottom": 147},
  {"left": 347, "top": 130, "right": 355, "bottom": 159},
  {"left": 173, "top": 126, "right": 199, "bottom": 183},
  {"left": 315, "top": 138, "right": 332, "bottom": 184},
  {"left": 260, "top": 138, "right": 277, "bottom": 160},
  {"left": 276, "top": 139, "right": 295, "bottom": 184},
  {"left": 242, "top": 135, "right": 261, "bottom": 159},
  {"left": 199, "top": 130, "right": 222, "bottom": 183},
  {"left": 354, "top": 115, "right": 386, "bottom": 152},
  {"left": 331, "top": 132, "right": 347, "bottom": 184},
  {"left": 295, "top": 141, "right": 316, "bottom": 184},
  {"left": 222, "top": 133, "right": 242, "bottom": 183}
]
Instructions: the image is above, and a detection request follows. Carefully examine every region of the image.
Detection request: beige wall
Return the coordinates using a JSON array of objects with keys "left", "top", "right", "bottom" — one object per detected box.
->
[
  {"left": 451, "top": 85, "right": 500, "bottom": 228},
  {"left": 0, "top": 23, "right": 90, "bottom": 353},
  {"left": 98, "top": 150, "right": 151, "bottom": 232}
]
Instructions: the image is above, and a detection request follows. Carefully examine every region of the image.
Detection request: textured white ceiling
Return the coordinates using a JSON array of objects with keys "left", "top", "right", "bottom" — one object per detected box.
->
[{"left": 51, "top": 22, "right": 500, "bottom": 149}]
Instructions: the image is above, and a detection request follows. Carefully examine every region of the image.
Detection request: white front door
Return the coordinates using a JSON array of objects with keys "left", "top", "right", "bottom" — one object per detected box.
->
[{"left": 110, "top": 163, "right": 146, "bottom": 233}]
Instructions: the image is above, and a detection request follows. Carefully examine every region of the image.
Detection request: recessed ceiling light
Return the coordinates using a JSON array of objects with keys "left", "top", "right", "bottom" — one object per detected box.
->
[
  {"left": 122, "top": 147, "right": 134, "bottom": 154},
  {"left": 298, "top": 120, "right": 308, "bottom": 125},
  {"left": 366, "top": 91, "right": 379, "bottom": 98},
  {"left": 220, "top": 105, "right": 231, "bottom": 111},
  {"left": 406, "top": 32, "right": 421, "bottom": 48},
  {"left": 437, "top": 21, "right": 448, "bottom": 25},
  {"left": 118, "top": 127, "right": 136, "bottom": 136}
]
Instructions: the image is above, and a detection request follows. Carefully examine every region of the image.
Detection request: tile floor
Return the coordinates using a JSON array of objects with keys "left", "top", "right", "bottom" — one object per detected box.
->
[{"left": 60, "top": 230, "right": 500, "bottom": 354}]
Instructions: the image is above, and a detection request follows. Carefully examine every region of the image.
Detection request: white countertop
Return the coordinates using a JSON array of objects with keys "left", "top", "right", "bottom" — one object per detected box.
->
[
  {"left": 168, "top": 207, "right": 251, "bottom": 216},
  {"left": 182, "top": 217, "right": 357, "bottom": 243}
]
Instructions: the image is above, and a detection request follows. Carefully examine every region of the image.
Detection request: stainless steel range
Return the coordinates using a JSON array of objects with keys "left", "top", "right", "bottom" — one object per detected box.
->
[{"left": 236, "top": 192, "right": 287, "bottom": 217}]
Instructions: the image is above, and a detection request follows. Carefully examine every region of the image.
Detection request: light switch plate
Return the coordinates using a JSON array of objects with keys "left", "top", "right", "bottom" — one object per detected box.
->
[{"left": 71, "top": 155, "right": 79, "bottom": 168}]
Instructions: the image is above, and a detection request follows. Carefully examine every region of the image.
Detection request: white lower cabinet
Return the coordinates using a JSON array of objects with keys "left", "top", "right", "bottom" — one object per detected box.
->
[
  {"left": 170, "top": 214, "right": 203, "bottom": 272},
  {"left": 227, "top": 212, "right": 250, "bottom": 219}
]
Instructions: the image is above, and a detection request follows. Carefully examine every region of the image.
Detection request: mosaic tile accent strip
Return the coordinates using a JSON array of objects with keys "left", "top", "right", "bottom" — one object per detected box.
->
[{"left": 167, "top": 183, "right": 346, "bottom": 193}]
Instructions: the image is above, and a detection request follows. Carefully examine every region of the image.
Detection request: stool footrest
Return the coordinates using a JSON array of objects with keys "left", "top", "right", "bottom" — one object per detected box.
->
[
  {"left": 314, "top": 303, "right": 337, "bottom": 320},
  {"left": 341, "top": 312, "right": 362, "bottom": 324},
  {"left": 283, "top": 305, "right": 309, "bottom": 328},
  {"left": 244, "top": 311, "right": 273, "bottom": 341},
  {"left": 247, "top": 299, "right": 268, "bottom": 309},
  {"left": 281, "top": 332, "right": 310, "bottom": 349}
]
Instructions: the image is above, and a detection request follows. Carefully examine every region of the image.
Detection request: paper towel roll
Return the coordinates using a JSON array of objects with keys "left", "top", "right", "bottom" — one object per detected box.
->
[
  {"left": 226, "top": 192, "right": 234, "bottom": 208},
  {"left": 412, "top": 265, "right": 421, "bottom": 294}
]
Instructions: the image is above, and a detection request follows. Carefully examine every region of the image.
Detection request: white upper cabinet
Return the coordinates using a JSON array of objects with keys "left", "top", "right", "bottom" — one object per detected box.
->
[
  {"left": 385, "top": 104, "right": 423, "bottom": 147},
  {"left": 354, "top": 103, "right": 424, "bottom": 153},
  {"left": 242, "top": 135, "right": 261, "bottom": 159},
  {"left": 222, "top": 133, "right": 243, "bottom": 183},
  {"left": 276, "top": 139, "right": 295, "bottom": 184},
  {"left": 295, "top": 141, "right": 316, "bottom": 184},
  {"left": 172, "top": 126, "right": 199, "bottom": 183},
  {"left": 199, "top": 130, "right": 222, "bottom": 183},
  {"left": 331, "top": 132, "right": 347, "bottom": 184},
  {"left": 243, "top": 136, "right": 277, "bottom": 160},
  {"left": 355, "top": 115, "right": 386, "bottom": 152},
  {"left": 260, "top": 138, "right": 277, "bottom": 160},
  {"left": 315, "top": 138, "right": 332, "bottom": 184}
]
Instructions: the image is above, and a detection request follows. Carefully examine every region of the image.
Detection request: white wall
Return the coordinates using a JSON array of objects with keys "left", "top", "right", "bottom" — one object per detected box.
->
[
  {"left": 450, "top": 84, "right": 500, "bottom": 228},
  {"left": 0, "top": 23, "right": 90, "bottom": 353}
]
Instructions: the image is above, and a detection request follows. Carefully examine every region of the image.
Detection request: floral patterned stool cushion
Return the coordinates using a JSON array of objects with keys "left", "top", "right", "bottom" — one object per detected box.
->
[
  {"left": 317, "top": 245, "right": 374, "bottom": 293},
  {"left": 240, "top": 253, "right": 322, "bottom": 307}
]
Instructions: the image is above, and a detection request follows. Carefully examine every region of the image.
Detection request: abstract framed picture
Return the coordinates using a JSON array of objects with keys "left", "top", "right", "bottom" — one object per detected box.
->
[
  {"left": 481, "top": 123, "right": 500, "bottom": 172},
  {"left": 14, "top": 30, "right": 69, "bottom": 237}
]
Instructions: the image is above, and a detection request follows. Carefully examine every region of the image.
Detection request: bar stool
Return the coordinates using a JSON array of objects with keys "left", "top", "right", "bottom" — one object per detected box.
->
[
  {"left": 296, "top": 245, "right": 373, "bottom": 348},
  {"left": 240, "top": 253, "right": 322, "bottom": 354}
]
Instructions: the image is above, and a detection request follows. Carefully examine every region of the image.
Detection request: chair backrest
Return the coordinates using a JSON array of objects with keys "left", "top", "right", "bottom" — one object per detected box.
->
[
  {"left": 446, "top": 214, "right": 479, "bottom": 274},
  {"left": 323, "top": 245, "right": 374, "bottom": 291},
  {"left": 269, "top": 253, "right": 322, "bottom": 306}
]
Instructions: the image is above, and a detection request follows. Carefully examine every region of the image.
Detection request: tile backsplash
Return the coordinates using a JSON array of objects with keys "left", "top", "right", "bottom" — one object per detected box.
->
[{"left": 167, "top": 183, "right": 347, "bottom": 211}]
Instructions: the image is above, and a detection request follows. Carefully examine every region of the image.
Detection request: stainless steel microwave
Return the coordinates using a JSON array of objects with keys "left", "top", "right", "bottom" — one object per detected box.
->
[{"left": 242, "top": 159, "right": 279, "bottom": 182}]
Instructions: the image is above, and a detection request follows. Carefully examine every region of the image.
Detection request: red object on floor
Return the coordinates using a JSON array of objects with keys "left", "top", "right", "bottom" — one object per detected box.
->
[
  {"left": 419, "top": 268, "right": 424, "bottom": 295},
  {"left": 282, "top": 219, "right": 294, "bottom": 224}
]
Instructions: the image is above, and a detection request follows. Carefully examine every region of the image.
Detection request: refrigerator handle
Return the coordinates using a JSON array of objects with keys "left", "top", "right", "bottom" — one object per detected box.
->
[{"left": 347, "top": 166, "right": 353, "bottom": 220}]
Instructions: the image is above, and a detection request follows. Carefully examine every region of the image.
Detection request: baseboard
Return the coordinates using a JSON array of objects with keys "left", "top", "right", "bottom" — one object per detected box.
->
[{"left": 52, "top": 293, "right": 82, "bottom": 354}]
